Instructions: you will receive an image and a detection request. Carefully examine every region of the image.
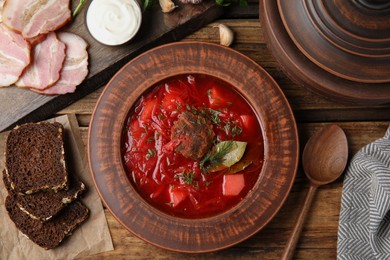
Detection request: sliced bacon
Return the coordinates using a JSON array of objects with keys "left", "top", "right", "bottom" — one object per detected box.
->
[
  {"left": 34, "top": 32, "right": 89, "bottom": 95},
  {"left": 28, "top": 34, "right": 47, "bottom": 46},
  {"left": 0, "top": 0, "right": 4, "bottom": 23},
  {"left": 2, "top": 0, "right": 71, "bottom": 39},
  {"left": 16, "top": 32, "right": 65, "bottom": 90},
  {"left": 0, "top": 23, "right": 30, "bottom": 87}
]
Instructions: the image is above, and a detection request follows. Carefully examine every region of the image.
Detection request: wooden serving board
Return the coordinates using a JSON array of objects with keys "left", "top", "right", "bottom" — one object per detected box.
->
[{"left": 0, "top": 0, "right": 223, "bottom": 132}]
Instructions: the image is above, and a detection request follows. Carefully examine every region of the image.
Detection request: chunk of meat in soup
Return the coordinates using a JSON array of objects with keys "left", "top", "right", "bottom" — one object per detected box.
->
[{"left": 169, "top": 111, "right": 215, "bottom": 160}]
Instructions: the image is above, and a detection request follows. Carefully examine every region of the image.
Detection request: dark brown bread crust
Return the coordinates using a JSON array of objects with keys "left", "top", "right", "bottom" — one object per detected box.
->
[
  {"left": 5, "top": 122, "right": 68, "bottom": 194},
  {"left": 5, "top": 195, "right": 89, "bottom": 250},
  {"left": 3, "top": 170, "right": 85, "bottom": 222}
]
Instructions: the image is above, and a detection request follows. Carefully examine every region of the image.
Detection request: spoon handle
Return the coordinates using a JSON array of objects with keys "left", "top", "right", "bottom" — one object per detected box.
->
[{"left": 281, "top": 184, "right": 318, "bottom": 260}]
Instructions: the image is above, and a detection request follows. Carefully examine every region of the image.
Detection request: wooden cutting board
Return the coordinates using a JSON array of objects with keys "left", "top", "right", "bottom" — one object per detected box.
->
[{"left": 0, "top": 0, "right": 223, "bottom": 132}]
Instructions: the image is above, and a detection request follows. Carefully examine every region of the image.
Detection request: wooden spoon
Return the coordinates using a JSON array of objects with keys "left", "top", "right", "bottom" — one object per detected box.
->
[{"left": 281, "top": 124, "right": 348, "bottom": 260}]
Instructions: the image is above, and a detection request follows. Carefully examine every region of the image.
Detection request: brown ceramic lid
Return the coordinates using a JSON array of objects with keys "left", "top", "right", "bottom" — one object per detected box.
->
[
  {"left": 260, "top": 0, "right": 390, "bottom": 105},
  {"left": 277, "top": 0, "right": 390, "bottom": 83}
]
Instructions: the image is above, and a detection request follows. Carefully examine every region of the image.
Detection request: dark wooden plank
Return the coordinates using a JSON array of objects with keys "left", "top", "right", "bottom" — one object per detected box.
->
[
  {"left": 0, "top": 0, "right": 223, "bottom": 132},
  {"left": 222, "top": 0, "right": 259, "bottom": 19}
]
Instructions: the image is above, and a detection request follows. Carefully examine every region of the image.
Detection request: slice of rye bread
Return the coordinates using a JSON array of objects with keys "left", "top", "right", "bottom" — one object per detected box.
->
[
  {"left": 3, "top": 170, "right": 86, "bottom": 222},
  {"left": 5, "top": 195, "right": 89, "bottom": 250},
  {"left": 5, "top": 122, "right": 68, "bottom": 194}
]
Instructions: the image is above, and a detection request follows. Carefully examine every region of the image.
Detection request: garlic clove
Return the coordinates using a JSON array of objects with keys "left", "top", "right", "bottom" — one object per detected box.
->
[
  {"left": 159, "top": 0, "right": 177, "bottom": 13},
  {"left": 215, "top": 24, "right": 234, "bottom": 47}
]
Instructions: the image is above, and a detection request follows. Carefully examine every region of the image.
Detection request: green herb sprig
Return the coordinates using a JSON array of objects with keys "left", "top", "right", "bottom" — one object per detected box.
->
[
  {"left": 216, "top": 0, "right": 248, "bottom": 7},
  {"left": 174, "top": 171, "right": 199, "bottom": 189},
  {"left": 146, "top": 149, "right": 156, "bottom": 160},
  {"left": 143, "top": 0, "right": 153, "bottom": 10},
  {"left": 175, "top": 171, "right": 195, "bottom": 185},
  {"left": 200, "top": 141, "right": 234, "bottom": 171},
  {"left": 73, "top": 0, "right": 86, "bottom": 18},
  {"left": 185, "top": 105, "right": 221, "bottom": 125}
]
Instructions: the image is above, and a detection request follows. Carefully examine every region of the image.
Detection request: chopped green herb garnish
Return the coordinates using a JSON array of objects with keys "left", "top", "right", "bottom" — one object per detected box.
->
[
  {"left": 146, "top": 149, "right": 156, "bottom": 160},
  {"left": 174, "top": 171, "right": 197, "bottom": 187},
  {"left": 183, "top": 171, "right": 195, "bottom": 185},
  {"left": 199, "top": 108, "right": 221, "bottom": 125},
  {"left": 224, "top": 122, "right": 232, "bottom": 135},
  {"left": 226, "top": 102, "right": 233, "bottom": 107},
  {"left": 190, "top": 105, "right": 198, "bottom": 115},
  {"left": 147, "top": 137, "right": 154, "bottom": 143},
  {"left": 222, "top": 121, "right": 243, "bottom": 137},
  {"left": 158, "top": 114, "right": 165, "bottom": 120},
  {"left": 209, "top": 110, "right": 221, "bottom": 125},
  {"left": 132, "top": 147, "right": 137, "bottom": 152},
  {"left": 231, "top": 125, "right": 243, "bottom": 137}
]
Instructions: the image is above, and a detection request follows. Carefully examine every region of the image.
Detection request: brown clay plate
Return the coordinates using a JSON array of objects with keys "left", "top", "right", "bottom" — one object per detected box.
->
[{"left": 88, "top": 42, "right": 299, "bottom": 252}]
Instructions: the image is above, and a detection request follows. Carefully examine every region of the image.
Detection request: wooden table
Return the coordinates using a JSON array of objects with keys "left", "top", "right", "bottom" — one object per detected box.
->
[{"left": 53, "top": 2, "right": 390, "bottom": 259}]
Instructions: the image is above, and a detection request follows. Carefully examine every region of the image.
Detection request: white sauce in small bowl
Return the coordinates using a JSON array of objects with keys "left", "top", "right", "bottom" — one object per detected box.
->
[{"left": 86, "top": 0, "right": 142, "bottom": 46}]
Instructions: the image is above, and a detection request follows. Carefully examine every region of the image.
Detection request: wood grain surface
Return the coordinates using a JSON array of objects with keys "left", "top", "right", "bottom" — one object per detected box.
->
[
  {"left": 0, "top": 0, "right": 223, "bottom": 132},
  {"left": 53, "top": 7, "right": 390, "bottom": 259},
  {"left": 2, "top": 0, "right": 390, "bottom": 258}
]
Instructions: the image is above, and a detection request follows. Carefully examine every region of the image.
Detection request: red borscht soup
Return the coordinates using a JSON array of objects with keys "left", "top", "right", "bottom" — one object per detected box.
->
[{"left": 123, "top": 74, "right": 264, "bottom": 218}]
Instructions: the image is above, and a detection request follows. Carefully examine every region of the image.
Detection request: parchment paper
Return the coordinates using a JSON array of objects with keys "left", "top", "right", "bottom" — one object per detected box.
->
[{"left": 0, "top": 114, "right": 114, "bottom": 259}]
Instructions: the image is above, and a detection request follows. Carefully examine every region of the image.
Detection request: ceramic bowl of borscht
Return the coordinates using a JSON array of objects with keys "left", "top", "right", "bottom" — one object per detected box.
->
[{"left": 88, "top": 42, "right": 299, "bottom": 253}]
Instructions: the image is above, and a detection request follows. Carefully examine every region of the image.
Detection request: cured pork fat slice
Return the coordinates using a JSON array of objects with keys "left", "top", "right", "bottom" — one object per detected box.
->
[
  {"left": 0, "top": 0, "right": 4, "bottom": 22},
  {"left": 2, "top": 0, "right": 71, "bottom": 39},
  {"left": 0, "top": 23, "right": 30, "bottom": 87},
  {"left": 16, "top": 32, "right": 65, "bottom": 90},
  {"left": 35, "top": 32, "right": 89, "bottom": 95}
]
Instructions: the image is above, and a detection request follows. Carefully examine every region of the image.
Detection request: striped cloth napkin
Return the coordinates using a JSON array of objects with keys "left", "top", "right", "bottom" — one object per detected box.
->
[{"left": 338, "top": 125, "right": 390, "bottom": 259}]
